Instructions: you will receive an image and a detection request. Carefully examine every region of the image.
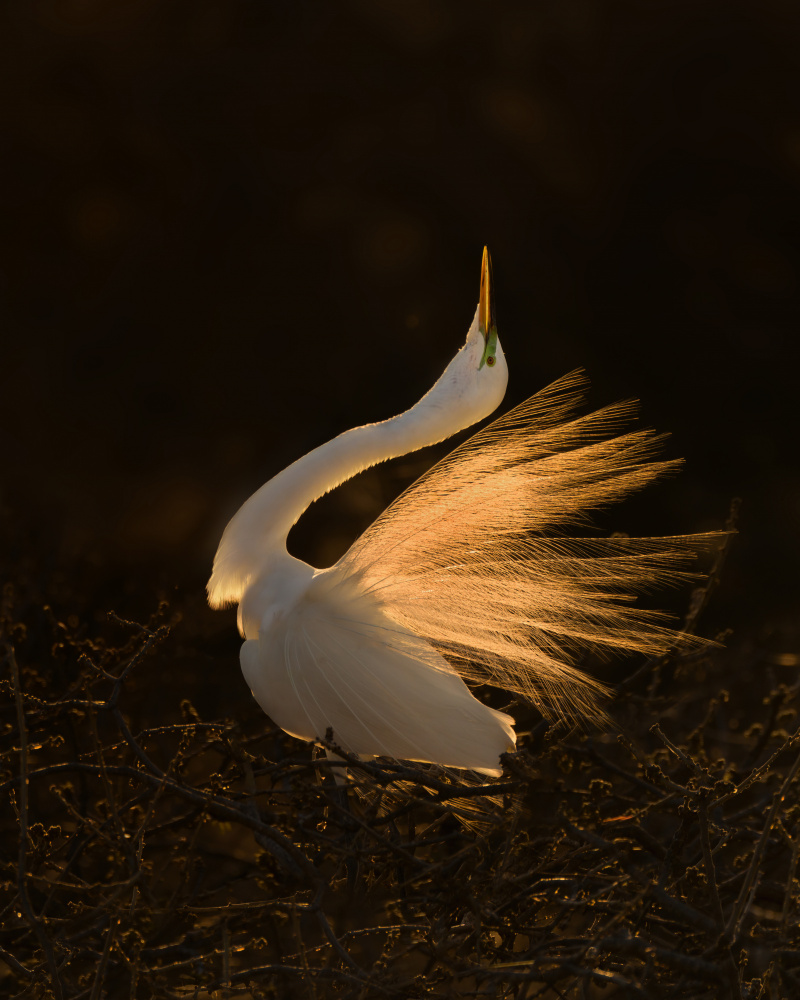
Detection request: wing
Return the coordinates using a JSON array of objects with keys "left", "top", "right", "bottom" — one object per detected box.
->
[
  {"left": 334, "top": 371, "right": 722, "bottom": 723},
  {"left": 241, "top": 573, "right": 515, "bottom": 776}
]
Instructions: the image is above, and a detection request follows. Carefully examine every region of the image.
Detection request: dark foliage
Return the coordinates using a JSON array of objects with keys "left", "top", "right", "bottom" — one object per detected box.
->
[{"left": 2, "top": 522, "right": 799, "bottom": 999}]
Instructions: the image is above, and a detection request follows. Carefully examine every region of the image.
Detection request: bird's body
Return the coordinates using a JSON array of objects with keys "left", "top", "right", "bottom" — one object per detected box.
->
[
  {"left": 209, "top": 249, "right": 710, "bottom": 776},
  {"left": 238, "top": 564, "right": 514, "bottom": 774}
]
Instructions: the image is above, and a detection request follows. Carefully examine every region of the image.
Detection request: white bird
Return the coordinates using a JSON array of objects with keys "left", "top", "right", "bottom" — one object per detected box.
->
[{"left": 208, "top": 248, "right": 710, "bottom": 777}]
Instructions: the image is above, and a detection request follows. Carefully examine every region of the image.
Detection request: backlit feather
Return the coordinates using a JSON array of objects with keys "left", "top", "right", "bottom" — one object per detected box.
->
[{"left": 333, "top": 370, "right": 717, "bottom": 725}]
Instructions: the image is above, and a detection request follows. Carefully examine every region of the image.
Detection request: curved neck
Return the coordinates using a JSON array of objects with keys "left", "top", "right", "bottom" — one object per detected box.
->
[
  {"left": 207, "top": 310, "right": 507, "bottom": 609},
  {"left": 238, "top": 402, "right": 450, "bottom": 545},
  {"left": 209, "top": 402, "right": 457, "bottom": 609}
]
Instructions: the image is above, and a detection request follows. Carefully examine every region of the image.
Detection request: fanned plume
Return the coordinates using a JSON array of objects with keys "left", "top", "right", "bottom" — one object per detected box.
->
[{"left": 332, "top": 371, "right": 720, "bottom": 724}]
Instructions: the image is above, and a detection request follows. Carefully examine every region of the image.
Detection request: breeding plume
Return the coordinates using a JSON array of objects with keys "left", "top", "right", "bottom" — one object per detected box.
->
[{"left": 209, "top": 249, "right": 706, "bottom": 776}]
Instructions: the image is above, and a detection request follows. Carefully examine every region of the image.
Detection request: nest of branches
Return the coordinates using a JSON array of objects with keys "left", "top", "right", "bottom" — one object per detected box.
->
[{"left": 2, "top": 529, "right": 799, "bottom": 999}]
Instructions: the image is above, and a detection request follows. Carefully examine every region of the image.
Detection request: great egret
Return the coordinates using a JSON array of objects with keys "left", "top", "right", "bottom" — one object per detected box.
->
[{"left": 209, "top": 248, "right": 710, "bottom": 776}]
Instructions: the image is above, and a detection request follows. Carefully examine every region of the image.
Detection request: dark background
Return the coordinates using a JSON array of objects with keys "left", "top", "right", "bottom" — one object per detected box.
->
[{"left": 2, "top": 0, "right": 798, "bottom": 649}]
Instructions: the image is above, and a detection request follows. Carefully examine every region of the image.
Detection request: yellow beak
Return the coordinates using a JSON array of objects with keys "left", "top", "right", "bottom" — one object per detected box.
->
[{"left": 479, "top": 246, "right": 495, "bottom": 340}]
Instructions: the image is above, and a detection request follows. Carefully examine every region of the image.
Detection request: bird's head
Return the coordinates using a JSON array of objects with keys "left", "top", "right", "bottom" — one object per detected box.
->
[{"left": 412, "top": 247, "right": 508, "bottom": 435}]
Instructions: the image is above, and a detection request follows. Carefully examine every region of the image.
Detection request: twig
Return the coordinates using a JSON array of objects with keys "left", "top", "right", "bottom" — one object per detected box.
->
[
  {"left": 6, "top": 644, "right": 64, "bottom": 1000},
  {"left": 724, "top": 742, "right": 800, "bottom": 944},
  {"left": 711, "top": 723, "right": 800, "bottom": 810}
]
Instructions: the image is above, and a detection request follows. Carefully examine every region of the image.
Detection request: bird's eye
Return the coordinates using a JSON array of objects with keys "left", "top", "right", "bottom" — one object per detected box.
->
[{"left": 486, "top": 356, "right": 496, "bottom": 367}]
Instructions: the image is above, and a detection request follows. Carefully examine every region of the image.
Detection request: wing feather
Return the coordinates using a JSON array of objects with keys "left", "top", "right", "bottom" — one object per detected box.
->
[
  {"left": 333, "top": 371, "right": 722, "bottom": 723},
  {"left": 241, "top": 574, "right": 515, "bottom": 775}
]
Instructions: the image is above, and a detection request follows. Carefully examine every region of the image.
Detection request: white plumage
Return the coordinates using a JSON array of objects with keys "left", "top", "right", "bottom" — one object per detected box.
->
[{"left": 208, "top": 248, "right": 712, "bottom": 776}]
